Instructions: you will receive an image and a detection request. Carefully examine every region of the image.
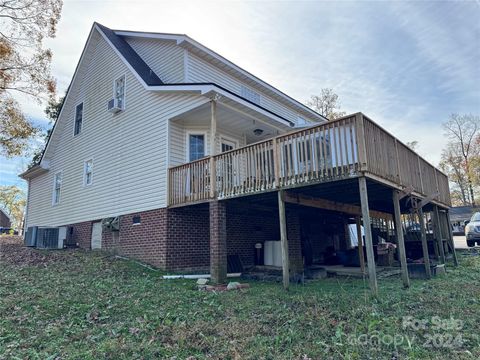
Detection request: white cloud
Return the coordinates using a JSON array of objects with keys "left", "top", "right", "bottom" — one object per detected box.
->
[{"left": 2, "top": 1, "right": 479, "bottom": 185}]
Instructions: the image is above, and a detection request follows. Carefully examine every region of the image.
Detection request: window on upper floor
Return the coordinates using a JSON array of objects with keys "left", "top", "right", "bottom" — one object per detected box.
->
[
  {"left": 188, "top": 134, "right": 205, "bottom": 161},
  {"left": 241, "top": 86, "right": 261, "bottom": 105},
  {"left": 84, "top": 159, "right": 93, "bottom": 186},
  {"left": 52, "top": 172, "right": 62, "bottom": 205},
  {"left": 74, "top": 103, "right": 83, "bottom": 135},
  {"left": 114, "top": 75, "right": 126, "bottom": 110}
]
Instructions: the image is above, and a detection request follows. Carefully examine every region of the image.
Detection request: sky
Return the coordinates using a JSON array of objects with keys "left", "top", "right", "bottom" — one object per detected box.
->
[{"left": 1, "top": 0, "right": 479, "bottom": 191}]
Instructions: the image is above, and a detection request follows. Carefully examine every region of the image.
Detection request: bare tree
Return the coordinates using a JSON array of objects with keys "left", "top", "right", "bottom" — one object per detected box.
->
[
  {"left": 440, "top": 143, "right": 470, "bottom": 205},
  {"left": 306, "top": 88, "right": 346, "bottom": 120},
  {"left": 406, "top": 141, "right": 419, "bottom": 151},
  {"left": 0, "top": 0, "right": 63, "bottom": 157},
  {"left": 443, "top": 114, "right": 479, "bottom": 206}
]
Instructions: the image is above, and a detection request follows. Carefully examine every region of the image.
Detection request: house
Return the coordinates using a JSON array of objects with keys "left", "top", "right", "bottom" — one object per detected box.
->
[
  {"left": 20, "top": 23, "right": 456, "bottom": 294},
  {"left": 0, "top": 209, "right": 12, "bottom": 229}
]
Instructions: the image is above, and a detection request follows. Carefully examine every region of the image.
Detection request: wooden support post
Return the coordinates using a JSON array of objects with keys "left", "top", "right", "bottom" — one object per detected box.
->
[
  {"left": 445, "top": 211, "right": 458, "bottom": 266},
  {"left": 358, "top": 177, "right": 378, "bottom": 296},
  {"left": 210, "top": 99, "right": 217, "bottom": 156},
  {"left": 441, "top": 213, "right": 450, "bottom": 255},
  {"left": 418, "top": 208, "right": 432, "bottom": 279},
  {"left": 273, "top": 137, "right": 280, "bottom": 188},
  {"left": 356, "top": 215, "right": 366, "bottom": 274},
  {"left": 433, "top": 205, "right": 446, "bottom": 264},
  {"left": 392, "top": 190, "right": 410, "bottom": 288},
  {"left": 355, "top": 113, "right": 368, "bottom": 171},
  {"left": 278, "top": 190, "right": 289, "bottom": 290},
  {"left": 209, "top": 100, "right": 217, "bottom": 199}
]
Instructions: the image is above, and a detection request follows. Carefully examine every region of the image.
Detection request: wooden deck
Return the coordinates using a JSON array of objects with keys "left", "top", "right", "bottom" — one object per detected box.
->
[{"left": 168, "top": 113, "right": 451, "bottom": 208}]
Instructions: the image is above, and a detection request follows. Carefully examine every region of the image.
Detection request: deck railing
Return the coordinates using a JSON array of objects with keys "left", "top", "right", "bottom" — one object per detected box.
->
[{"left": 168, "top": 113, "right": 451, "bottom": 207}]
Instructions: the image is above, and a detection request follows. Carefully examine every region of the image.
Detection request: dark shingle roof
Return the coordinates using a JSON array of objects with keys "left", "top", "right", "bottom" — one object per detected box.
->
[{"left": 95, "top": 23, "right": 163, "bottom": 86}]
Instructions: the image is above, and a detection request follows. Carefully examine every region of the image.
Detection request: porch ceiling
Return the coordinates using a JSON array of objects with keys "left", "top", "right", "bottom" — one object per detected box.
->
[
  {"left": 170, "top": 100, "right": 293, "bottom": 143},
  {"left": 225, "top": 178, "right": 441, "bottom": 215}
]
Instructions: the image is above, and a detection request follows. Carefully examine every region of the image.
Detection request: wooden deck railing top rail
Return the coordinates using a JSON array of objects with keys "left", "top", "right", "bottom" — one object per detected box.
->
[{"left": 168, "top": 113, "right": 451, "bottom": 207}]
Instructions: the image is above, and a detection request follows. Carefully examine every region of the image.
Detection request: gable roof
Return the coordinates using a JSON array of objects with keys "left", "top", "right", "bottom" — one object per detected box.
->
[
  {"left": 111, "top": 26, "right": 326, "bottom": 122},
  {"left": 95, "top": 23, "right": 163, "bottom": 86},
  {"left": 22, "top": 22, "right": 326, "bottom": 178},
  {"left": 0, "top": 208, "right": 11, "bottom": 223}
]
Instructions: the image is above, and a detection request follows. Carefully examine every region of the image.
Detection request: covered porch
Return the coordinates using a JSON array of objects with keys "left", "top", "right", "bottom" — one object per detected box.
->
[{"left": 167, "top": 109, "right": 456, "bottom": 295}]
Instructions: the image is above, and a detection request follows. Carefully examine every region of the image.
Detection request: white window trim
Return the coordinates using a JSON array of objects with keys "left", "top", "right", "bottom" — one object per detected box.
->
[
  {"left": 220, "top": 135, "right": 238, "bottom": 152},
  {"left": 113, "top": 74, "right": 127, "bottom": 111},
  {"left": 83, "top": 158, "right": 94, "bottom": 187},
  {"left": 73, "top": 102, "right": 84, "bottom": 136},
  {"left": 186, "top": 130, "right": 208, "bottom": 162},
  {"left": 52, "top": 171, "right": 63, "bottom": 206}
]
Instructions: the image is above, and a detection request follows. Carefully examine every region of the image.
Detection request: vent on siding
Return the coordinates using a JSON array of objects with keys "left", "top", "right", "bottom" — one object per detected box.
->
[{"left": 241, "top": 86, "right": 261, "bottom": 105}]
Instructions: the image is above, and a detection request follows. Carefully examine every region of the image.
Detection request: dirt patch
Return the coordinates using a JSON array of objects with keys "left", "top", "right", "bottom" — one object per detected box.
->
[{"left": 0, "top": 235, "right": 80, "bottom": 268}]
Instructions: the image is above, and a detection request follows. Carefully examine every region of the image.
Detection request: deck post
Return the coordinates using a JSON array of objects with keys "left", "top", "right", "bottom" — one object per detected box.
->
[
  {"left": 355, "top": 113, "right": 368, "bottom": 171},
  {"left": 392, "top": 190, "right": 411, "bottom": 288},
  {"left": 209, "top": 100, "right": 217, "bottom": 198},
  {"left": 355, "top": 215, "right": 366, "bottom": 274},
  {"left": 209, "top": 200, "right": 227, "bottom": 284},
  {"left": 273, "top": 137, "right": 281, "bottom": 188},
  {"left": 418, "top": 207, "right": 432, "bottom": 279},
  {"left": 278, "top": 190, "right": 290, "bottom": 290},
  {"left": 445, "top": 210, "right": 458, "bottom": 266},
  {"left": 358, "top": 177, "right": 378, "bottom": 296},
  {"left": 433, "top": 205, "right": 446, "bottom": 264}
]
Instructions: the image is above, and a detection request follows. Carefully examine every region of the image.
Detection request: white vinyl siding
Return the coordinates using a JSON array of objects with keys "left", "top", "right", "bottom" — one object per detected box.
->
[
  {"left": 168, "top": 123, "right": 245, "bottom": 167},
  {"left": 26, "top": 31, "right": 207, "bottom": 228},
  {"left": 187, "top": 53, "right": 302, "bottom": 124},
  {"left": 124, "top": 37, "right": 317, "bottom": 126},
  {"left": 125, "top": 37, "right": 185, "bottom": 83}
]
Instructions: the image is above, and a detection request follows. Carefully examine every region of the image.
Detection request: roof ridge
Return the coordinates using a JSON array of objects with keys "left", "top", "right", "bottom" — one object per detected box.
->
[{"left": 95, "top": 23, "right": 163, "bottom": 86}]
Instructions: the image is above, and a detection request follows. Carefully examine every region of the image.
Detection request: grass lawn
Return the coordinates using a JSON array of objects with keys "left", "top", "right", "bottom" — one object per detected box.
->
[{"left": 1, "top": 237, "right": 479, "bottom": 359}]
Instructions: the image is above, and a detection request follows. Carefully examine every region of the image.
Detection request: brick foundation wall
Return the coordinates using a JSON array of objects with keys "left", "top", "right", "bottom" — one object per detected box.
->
[
  {"left": 67, "top": 221, "right": 93, "bottom": 249},
  {"left": 165, "top": 204, "right": 210, "bottom": 272},
  {"left": 286, "top": 208, "right": 303, "bottom": 276},
  {"left": 102, "top": 208, "right": 168, "bottom": 269},
  {"left": 226, "top": 204, "right": 279, "bottom": 267},
  {"left": 63, "top": 200, "right": 311, "bottom": 275}
]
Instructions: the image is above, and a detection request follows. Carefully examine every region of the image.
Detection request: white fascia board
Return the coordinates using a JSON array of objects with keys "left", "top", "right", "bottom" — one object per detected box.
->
[
  {"left": 113, "top": 30, "right": 324, "bottom": 121},
  {"left": 114, "top": 31, "right": 185, "bottom": 43},
  {"left": 147, "top": 84, "right": 293, "bottom": 127}
]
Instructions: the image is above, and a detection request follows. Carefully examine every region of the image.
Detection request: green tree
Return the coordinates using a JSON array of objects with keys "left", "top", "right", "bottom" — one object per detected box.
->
[
  {"left": 0, "top": 185, "right": 26, "bottom": 230},
  {"left": 306, "top": 88, "right": 346, "bottom": 120},
  {"left": 0, "top": 0, "right": 63, "bottom": 157}
]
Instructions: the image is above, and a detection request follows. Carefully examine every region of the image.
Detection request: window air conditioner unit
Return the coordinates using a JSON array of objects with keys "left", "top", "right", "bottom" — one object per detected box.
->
[{"left": 107, "top": 99, "right": 122, "bottom": 113}]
